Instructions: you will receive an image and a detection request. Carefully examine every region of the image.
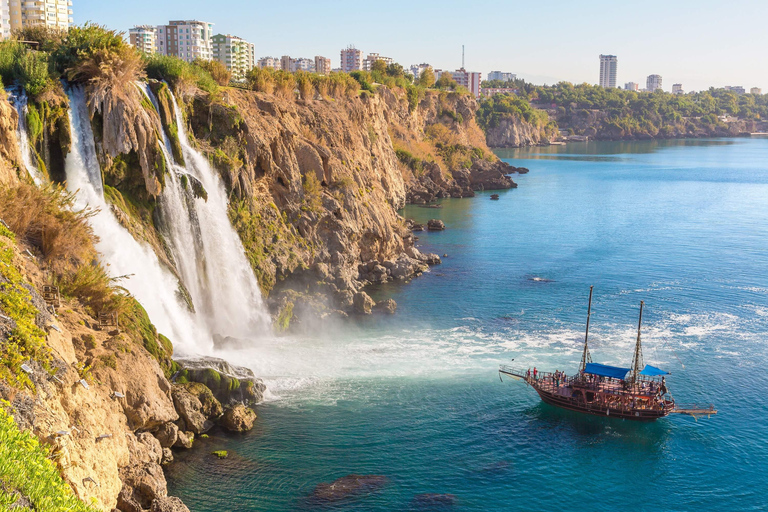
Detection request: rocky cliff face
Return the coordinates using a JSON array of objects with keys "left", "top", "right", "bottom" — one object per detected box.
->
[
  {"left": 0, "top": 91, "right": 21, "bottom": 185},
  {"left": 484, "top": 114, "right": 553, "bottom": 147}
]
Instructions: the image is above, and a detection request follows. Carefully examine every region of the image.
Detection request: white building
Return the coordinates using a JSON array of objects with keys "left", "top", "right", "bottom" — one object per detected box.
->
[
  {"left": 258, "top": 56, "right": 280, "bottom": 70},
  {"left": 409, "top": 63, "right": 431, "bottom": 81},
  {"left": 157, "top": 20, "right": 214, "bottom": 63},
  {"left": 129, "top": 26, "right": 158, "bottom": 55},
  {"left": 624, "top": 82, "right": 639, "bottom": 92},
  {"left": 294, "top": 57, "right": 315, "bottom": 72},
  {"left": 0, "top": 0, "right": 10, "bottom": 41},
  {"left": 646, "top": 74, "right": 662, "bottom": 92},
  {"left": 8, "top": 0, "right": 72, "bottom": 33},
  {"left": 672, "top": 83, "right": 684, "bottom": 94},
  {"left": 725, "top": 85, "right": 745, "bottom": 95},
  {"left": 599, "top": 54, "right": 618, "bottom": 88},
  {"left": 340, "top": 45, "right": 364, "bottom": 72},
  {"left": 487, "top": 71, "right": 516, "bottom": 82},
  {"left": 362, "top": 52, "right": 393, "bottom": 71},
  {"left": 451, "top": 68, "right": 482, "bottom": 97},
  {"left": 751, "top": 87, "right": 762, "bottom": 95},
  {"left": 212, "top": 34, "right": 255, "bottom": 80},
  {"left": 314, "top": 56, "right": 331, "bottom": 75}
]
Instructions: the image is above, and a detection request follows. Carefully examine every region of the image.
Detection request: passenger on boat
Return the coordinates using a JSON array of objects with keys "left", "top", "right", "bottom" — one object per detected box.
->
[{"left": 533, "top": 367, "right": 538, "bottom": 381}]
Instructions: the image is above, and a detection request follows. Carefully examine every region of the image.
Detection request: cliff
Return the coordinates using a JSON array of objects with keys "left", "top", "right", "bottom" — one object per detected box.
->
[
  {"left": 0, "top": 78, "right": 523, "bottom": 511},
  {"left": 484, "top": 114, "right": 554, "bottom": 147}
]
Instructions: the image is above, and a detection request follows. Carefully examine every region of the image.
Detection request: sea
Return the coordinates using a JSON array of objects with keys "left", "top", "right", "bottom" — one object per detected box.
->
[{"left": 167, "top": 138, "right": 768, "bottom": 511}]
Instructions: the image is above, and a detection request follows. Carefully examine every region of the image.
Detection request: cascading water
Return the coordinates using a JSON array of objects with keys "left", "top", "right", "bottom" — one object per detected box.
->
[
  {"left": 152, "top": 88, "right": 271, "bottom": 340},
  {"left": 6, "top": 88, "right": 43, "bottom": 185},
  {"left": 64, "top": 86, "right": 210, "bottom": 354}
]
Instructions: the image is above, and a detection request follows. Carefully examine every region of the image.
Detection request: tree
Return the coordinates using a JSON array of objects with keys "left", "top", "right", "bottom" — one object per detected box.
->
[
  {"left": 193, "top": 59, "right": 231, "bottom": 86},
  {"left": 419, "top": 68, "right": 435, "bottom": 88},
  {"left": 371, "top": 59, "right": 388, "bottom": 75},
  {"left": 386, "top": 63, "right": 405, "bottom": 78},
  {"left": 436, "top": 72, "right": 457, "bottom": 90}
]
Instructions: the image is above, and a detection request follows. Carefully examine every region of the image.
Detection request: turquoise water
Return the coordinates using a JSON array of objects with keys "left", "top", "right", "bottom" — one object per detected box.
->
[{"left": 167, "top": 139, "right": 768, "bottom": 511}]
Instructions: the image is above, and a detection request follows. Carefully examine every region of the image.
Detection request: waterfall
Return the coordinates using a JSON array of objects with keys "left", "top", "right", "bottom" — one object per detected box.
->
[
  {"left": 156, "top": 88, "right": 271, "bottom": 340},
  {"left": 6, "top": 88, "right": 43, "bottom": 185},
  {"left": 64, "top": 86, "right": 210, "bottom": 354}
]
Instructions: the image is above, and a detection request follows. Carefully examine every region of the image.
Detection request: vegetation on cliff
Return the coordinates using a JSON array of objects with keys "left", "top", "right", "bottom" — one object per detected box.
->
[
  {"left": 0, "top": 403, "right": 98, "bottom": 511},
  {"left": 478, "top": 81, "right": 768, "bottom": 144}
]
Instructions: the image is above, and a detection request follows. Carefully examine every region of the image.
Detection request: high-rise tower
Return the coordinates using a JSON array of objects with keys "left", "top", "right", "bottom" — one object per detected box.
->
[{"left": 599, "top": 54, "right": 618, "bottom": 88}]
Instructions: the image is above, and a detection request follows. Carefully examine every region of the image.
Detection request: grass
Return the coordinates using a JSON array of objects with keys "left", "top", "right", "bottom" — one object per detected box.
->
[{"left": 0, "top": 402, "right": 100, "bottom": 511}]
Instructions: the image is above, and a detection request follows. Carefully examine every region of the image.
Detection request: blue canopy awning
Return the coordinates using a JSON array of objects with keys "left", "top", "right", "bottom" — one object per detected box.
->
[
  {"left": 639, "top": 365, "right": 669, "bottom": 376},
  {"left": 584, "top": 363, "right": 630, "bottom": 380}
]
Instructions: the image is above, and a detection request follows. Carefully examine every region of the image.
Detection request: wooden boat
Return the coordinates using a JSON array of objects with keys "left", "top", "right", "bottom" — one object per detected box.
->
[{"left": 500, "top": 286, "right": 717, "bottom": 421}]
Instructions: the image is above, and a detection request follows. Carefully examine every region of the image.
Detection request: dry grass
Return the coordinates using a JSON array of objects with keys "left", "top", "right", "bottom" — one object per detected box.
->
[
  {"left": 68, "top": 45, "right": 145, "bottom": 115},
  {"left": 0, "top": 183, "right": 126, "bottom": 315}
]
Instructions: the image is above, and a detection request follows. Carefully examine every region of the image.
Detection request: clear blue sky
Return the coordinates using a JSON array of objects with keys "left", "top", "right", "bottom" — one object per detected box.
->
[{"left": 75, "top": 0, "right": 768, "bottom": 92}]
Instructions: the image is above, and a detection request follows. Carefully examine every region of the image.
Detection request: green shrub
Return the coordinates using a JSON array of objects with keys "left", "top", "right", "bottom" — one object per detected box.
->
[{"left": 0, "top": 402, "right": 100, "bottom": 511}]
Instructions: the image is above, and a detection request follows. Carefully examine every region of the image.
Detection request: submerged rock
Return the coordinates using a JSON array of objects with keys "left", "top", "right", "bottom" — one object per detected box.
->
[
  {"left": 374, "top": 298, "right": 397, "bottom": 315},
  {"left": 150, "top": 496, "right": 191, "bottom": 512},
  {"left": 410, "top": 493, "right": 457, "bottom": 510},
  {"left": 311, "top": 474, "right": 387, "bottom": 502}
]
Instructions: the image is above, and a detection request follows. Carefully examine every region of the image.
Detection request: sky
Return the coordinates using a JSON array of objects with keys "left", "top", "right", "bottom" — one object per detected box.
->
[{"left": 75, "top": 0, "right": 768, "bottom": 92}]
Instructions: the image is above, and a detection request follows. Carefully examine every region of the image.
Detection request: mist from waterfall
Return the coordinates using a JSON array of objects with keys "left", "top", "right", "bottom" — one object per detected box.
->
[
  {"left": 63, "top": 86, "right": 210, "bottom": 354},
  {"left": 6, "top": 88, "right": 43, "bottom": 185}
]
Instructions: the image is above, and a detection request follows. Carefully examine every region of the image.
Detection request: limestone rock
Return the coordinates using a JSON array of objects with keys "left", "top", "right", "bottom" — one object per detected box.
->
[
  {"left": 161, "top": 447, "right": 173, "bottom": 465},
  {"left": 151, "top": 497, "right": 191, "bottom": 512},
  {"left": 174, "top": 430, "right": 194, "bottom": 449},
  {"left": 374, "top": 298, "right": 397, "bottom": 314},
  {"left": 172, "top": 387, "right": 213, "bottom": 435},
  {"left": 220, "top": 404, "right": 257, "bottom": 432},
  {"left": 153, "top": 422, "right": 179, "bottom": 449},
  {"left": 427, "top": 219, "right": 445, "bottom": 231},
  {"left": 353, "top": 291, "right": 375, "bottom": 315}
]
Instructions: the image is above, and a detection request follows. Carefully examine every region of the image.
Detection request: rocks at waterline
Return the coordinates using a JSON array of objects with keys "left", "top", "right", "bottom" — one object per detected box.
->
[
  {"left": 374, "top": 298, "right": 397, "bottom": 315},
  {"left": 353, "top": 291, "right": 376, "bottom": 315},
  {"left": 173, "top": 356, "right": 266, "bottom": 405},
  {"left": 172, "top": 387, "right": 214, "bottom": 435},
  {"left": 490, "top": 194, "right": 499, "bottom": 200},
  {"left": 220, "top": 404, "right": 257, "bottom": 432},
  {"left": 310, "top": 474, "right": 388, "bottom": 503},
  {"left": 427, "top": 219, "right": 445, "bottom": 231}
]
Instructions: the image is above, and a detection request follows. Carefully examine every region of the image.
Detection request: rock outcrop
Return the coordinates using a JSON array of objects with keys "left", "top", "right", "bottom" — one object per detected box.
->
[
  {"left": 220, "top": 404, "right": 257, "bottom": 432},
  {"left": 485, "top": 113, "right": 554, "bottom": 147},
  {"left": 0, "top": 91, "right": 21, "bottom": 185}
]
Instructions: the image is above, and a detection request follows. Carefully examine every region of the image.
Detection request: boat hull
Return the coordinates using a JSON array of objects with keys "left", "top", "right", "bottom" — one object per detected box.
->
[{"left": 535, "top": 387, "right": 669, "bottom": 421}]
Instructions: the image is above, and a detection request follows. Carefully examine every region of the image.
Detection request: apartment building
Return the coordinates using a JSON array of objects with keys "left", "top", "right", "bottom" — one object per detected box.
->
[
  {"left": 751, "top": 87, "right": 762, "bottom": 95},
  {"left": 257, "top": 56, "right": 280, "bottom": 70},
  {"left": 451, "top": 68, "right": 482, "bottom": 97},
  {"left": 599, "top": 54, "right": 618, "bottom": 88},
  {"left": 725, "top": 85, "right": 745, "bottom": 95},
  {"left": 212, "top": 34, "right": 254, "bottom": 80},
  {"left": 157, "top": 20, "right": 214, "bottom": 63},
  {"left": 0, "top": 0, "right": 10, "bottom": 40},
  {"left": 362, "top": 52, "right": 393, "bottom": 71},
  {"left": 624, "top": 82, "right": 639, "bottom": 92},
  {"left": 129, "top": 25, "right": 158, "bottom": 55},
  {"left": 646, "top": 74, "right": 662, "bottom": 92},
  {"left": 314, "top": 56, "right": 331, "bottom": 75},
  {"left": 487, "top": 71, "right": 516, "bottom": 82},
  {"left": 340, "top": 45, "right": 363, "bottom": 72},
  {"left": 409, "top": 63, "right": 431, "bottom": 81},
  {"left": 672, "top": 83, "right": 684, "bottom": 94},
  {"left": 8, "top": 0, "right": 72, "bottom": 33}
]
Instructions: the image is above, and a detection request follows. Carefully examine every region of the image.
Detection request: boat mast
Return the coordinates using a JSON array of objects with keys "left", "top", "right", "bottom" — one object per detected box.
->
[
  {"left": 579, "top": 286, "right": 594, "bottom": 372},
  {"left": 630, "top": 301, "right": 645, "bottom": 384}
]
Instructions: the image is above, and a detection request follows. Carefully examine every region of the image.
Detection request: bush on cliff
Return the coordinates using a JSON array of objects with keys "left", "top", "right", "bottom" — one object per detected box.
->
[
  {"left": 145, "top": 54, "right": 218, "bottom": 94},
  {"left": 0, "top": 402, "right": 99, "bottom": 511},
  {"left": 0, "top": 41, "right": 53, "bottom": 96},
  {"left": 0, "top": 184, "right": 125, "bottom": 316},
  {"left": 193, "top": 58, "right": 231, "bottom": 86}
]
